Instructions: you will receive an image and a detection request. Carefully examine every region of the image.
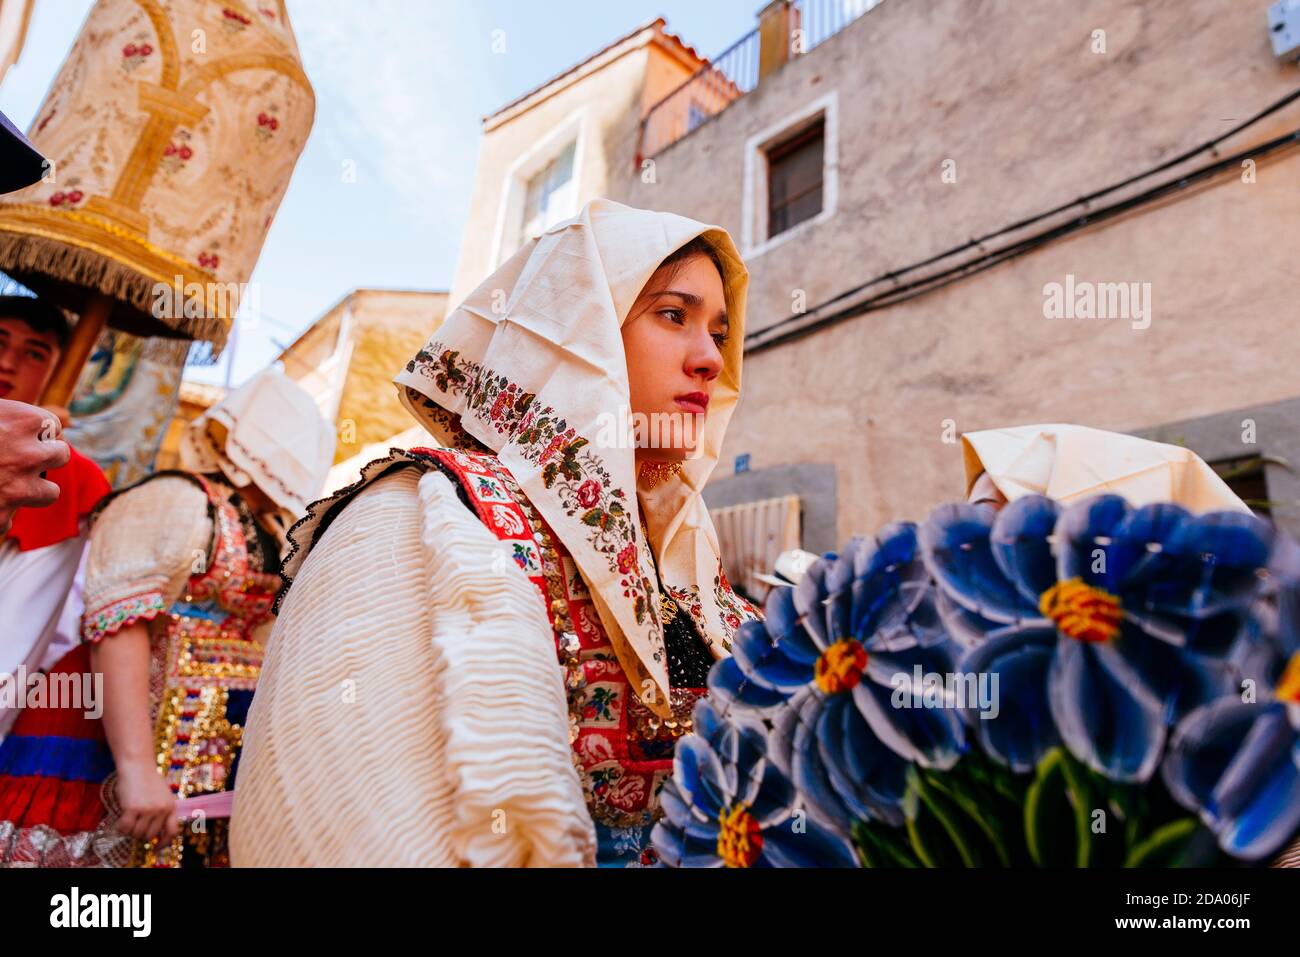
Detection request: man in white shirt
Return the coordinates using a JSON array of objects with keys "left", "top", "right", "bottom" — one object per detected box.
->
[{"left": 0, "top": 296, "right": 109, "bottom": 738}]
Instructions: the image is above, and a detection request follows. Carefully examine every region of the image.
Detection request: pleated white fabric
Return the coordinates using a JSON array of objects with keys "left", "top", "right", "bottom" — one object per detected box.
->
[
  {"left": 1274, "top": 836, "right": 1300, "bottom": 869},
  {"left": 229, "top": 468, "right": 595, "bottom": 867}
]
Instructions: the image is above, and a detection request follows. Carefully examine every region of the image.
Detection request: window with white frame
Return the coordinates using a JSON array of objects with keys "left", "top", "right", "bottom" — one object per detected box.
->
[
  {"left": 766, "top": 120, "right": 825, "bottom": 238},
  {"left": 741, "top": 90, "right": 838, "bottom": 259},
  {"left": 509, "top": 140, "right": 577, "bottom": 258}
]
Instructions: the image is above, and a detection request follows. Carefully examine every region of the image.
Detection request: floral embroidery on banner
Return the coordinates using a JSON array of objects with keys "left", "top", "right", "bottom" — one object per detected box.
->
[
  {"left": 161, "top": 130, "right": 195, "bottom": 175},
  {"left": 120, "top": 34, "right": 154, "bottom": 72},
  {"left": 406, "top": 345, "right": 659, "bottom": 633},
  {"left": 48, "top": 179, "right": 86, "bottom": 209},
  {"left": 256, "top": 107, "right": 281, "bottom": 142},
  {"left": 221, "top": 7, "right": 253, "bottom": 32}
]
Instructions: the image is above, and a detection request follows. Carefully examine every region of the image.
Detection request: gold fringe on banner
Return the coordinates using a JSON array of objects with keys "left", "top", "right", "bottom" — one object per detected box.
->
[
  {"left": 0, "top": 219, "right": 230, "bottom": 354},
  {"left": 139, "top": 337, "right": 198, "bottom": 365}
]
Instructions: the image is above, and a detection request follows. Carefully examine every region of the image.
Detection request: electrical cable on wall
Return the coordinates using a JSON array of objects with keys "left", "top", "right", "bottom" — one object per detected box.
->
[{"left": 746, "top": 85, "right": 1300, "bottom": 353}]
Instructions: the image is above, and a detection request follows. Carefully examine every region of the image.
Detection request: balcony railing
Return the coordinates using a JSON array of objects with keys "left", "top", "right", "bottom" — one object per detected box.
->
[{"left": 638, "top": 0, "right": 884, "bottom": 160}]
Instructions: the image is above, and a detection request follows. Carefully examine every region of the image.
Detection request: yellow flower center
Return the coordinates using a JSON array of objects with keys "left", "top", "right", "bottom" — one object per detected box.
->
[
  {"left": 814, "top": 638, "right": 868, "bottom": 694},
  {"left": 1039, "top": 577, "right": 1123, "bottom": 643},
  {"left": 717, "top": 803, "right": 763, "bottom": 868},
  {"left": 1276, "top": 652, "right": 1300, "bottom": 703}
]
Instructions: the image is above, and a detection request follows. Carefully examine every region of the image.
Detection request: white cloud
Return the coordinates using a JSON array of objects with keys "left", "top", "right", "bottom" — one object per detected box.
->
[{"left": 287, "top": 0, "right": 485, "bottom": 218}]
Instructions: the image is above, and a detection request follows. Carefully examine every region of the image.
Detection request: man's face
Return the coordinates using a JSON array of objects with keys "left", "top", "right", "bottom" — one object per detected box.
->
[{"left": 0, "top": 317, "right": 61, "bottom": 405}]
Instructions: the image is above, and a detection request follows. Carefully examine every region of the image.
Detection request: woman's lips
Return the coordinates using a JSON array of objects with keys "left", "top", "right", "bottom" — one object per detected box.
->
[{"left": 674, "top": 392, "right": 709, "bottom": 415}]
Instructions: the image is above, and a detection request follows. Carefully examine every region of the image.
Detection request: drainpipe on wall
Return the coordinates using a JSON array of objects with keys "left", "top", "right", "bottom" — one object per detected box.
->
[{"left": 757, "top": 0, "right": 797, "bottom": 82}]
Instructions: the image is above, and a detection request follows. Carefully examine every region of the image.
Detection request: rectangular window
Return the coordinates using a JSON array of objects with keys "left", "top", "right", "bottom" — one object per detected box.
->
[
  {"left": 514, "top": 140, "right": 577, "bottom": 254},
  {"left": 767, "top": 119, "right": 824, "bottom": 238}
]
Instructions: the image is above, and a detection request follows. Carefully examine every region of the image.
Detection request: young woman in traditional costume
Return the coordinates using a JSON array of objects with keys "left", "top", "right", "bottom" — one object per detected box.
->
[
  {"left": 0, "top": 369, "right": 333, "bottom": 867},
  {"left": 231, "top": 200, "right": 761, "bottom": 867}
]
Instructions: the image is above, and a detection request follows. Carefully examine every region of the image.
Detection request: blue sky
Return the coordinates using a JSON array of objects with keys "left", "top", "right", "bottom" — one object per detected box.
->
[{"left": 1, "top": 0, "right": 766, "bottom": 386}]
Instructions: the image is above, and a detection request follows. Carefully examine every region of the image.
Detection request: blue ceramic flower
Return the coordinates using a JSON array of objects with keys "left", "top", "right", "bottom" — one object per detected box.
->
[
  {"left": 921, "top": 494, "right": 1272, "bottom": 782},
  {"left": 650, "top": 699, "right": 856, "bottom": 868},
  {"left": 707, "top": 524, "right": 967, "bottom": 833},
  {"left": 1161, "top": 537, "right": 1300, "bottom": 861}
]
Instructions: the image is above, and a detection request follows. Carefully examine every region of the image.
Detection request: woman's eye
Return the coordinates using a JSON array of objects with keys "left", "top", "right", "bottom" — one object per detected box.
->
[
  {"left": 711, "top": 332, "right": 728, "bottom": 348},
  {"left": 660, "top": 308, "right": 685, "bottom": 325}
]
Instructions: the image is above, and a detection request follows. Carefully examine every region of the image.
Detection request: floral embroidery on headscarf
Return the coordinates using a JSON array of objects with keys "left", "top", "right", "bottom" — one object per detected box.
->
[
  {"left": 409, "top": 395, "right": 490, "bottom": 453},
  {"left": 667, "top": 569, "right": 761, "bottom": 654},
  {"left": 715, "top": 570, "right": 761, "bottom": 644},
  {"left": 407, "top": 346, "right": 659, "bottom": 631}
]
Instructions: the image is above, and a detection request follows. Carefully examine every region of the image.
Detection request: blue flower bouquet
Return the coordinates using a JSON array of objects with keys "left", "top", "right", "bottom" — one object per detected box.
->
[{"left": 652, "top": 494, "right": 1300, "bottom": 868}]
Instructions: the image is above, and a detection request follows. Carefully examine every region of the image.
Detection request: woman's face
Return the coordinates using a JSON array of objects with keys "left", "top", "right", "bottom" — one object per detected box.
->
[
  {"left": 622, "top": 252, "right": 728, "bottom": 461},
  {"left": 968, "top": 471, "right": 1009, "bottom": 511}
]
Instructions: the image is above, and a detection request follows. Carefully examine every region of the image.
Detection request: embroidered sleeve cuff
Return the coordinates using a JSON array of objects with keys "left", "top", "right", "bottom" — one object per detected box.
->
[{"left": 82, "top": 590, "right": 168, "bottom": 643}]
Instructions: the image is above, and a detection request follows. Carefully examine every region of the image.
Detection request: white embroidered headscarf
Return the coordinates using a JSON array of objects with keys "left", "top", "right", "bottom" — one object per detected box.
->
[
  {"left": 961, "top": 424, "right": 1250, "bottom": 513},
  {"left": 395, "top": 198, "right": 749, "bottom": 714},
  {"left": 180, "top": 367, "right": 336, "bottom": 525}
]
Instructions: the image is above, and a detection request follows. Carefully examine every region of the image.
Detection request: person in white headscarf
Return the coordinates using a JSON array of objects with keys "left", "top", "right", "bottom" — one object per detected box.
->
[
  {"left": 961, "top": 424, "right": 1250, "bottom": 513},
  {"left": 230, "top": 199, "right": 761, "bottom": 868},
  {"left": 0, "top": 368, "right": 333, "bottom": 867}
]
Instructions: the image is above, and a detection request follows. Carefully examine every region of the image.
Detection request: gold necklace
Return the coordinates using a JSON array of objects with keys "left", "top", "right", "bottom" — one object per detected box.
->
[{"left": 638, "top": 459, "right": 683, "bottom": 490}]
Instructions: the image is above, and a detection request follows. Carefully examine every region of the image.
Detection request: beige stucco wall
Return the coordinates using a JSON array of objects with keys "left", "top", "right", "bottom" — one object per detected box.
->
[
  {"left": 450, "top": 49, "right": 648, "bottom": 305},
  {"left": 609, "top": 0, "right": 1300, "bottom": 541},
  {"left": 281, "top": 289, "right": 447, "bottom": 464},
  {"left": 155, "top": 382, "right": 223, "bottom": 472},
  {"left": 334, "top": 290, "right": 447, "bottom": 463}
]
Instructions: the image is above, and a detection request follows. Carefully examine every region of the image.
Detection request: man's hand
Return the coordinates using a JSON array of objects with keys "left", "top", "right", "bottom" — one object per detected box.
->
[
  {"left": 39, "top": 403, "right": 71, "bottom": 430},
  {"left": 0, "top": 398, "right": 69, "bottom": 534}
]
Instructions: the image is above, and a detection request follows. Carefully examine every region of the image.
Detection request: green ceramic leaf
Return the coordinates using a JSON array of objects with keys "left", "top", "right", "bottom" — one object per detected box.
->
[
  {"left": 1124, "top": 818, "right": 1200, "bottom": 868},
  {"left": 853, "top": 819, "right": 920, "bottom": 868},
  {"left": 921, "top": 769, "right": 1013, "bottom": 867},
  {"left": 909, "top": 767, "right": 1000, "bottom": 867},
  {"left": 1024, "top": 748, "right": 1093, "bottom": 867},
  {"left": 1056, "top": 750, "right": 1098, "bottom": 868}
]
